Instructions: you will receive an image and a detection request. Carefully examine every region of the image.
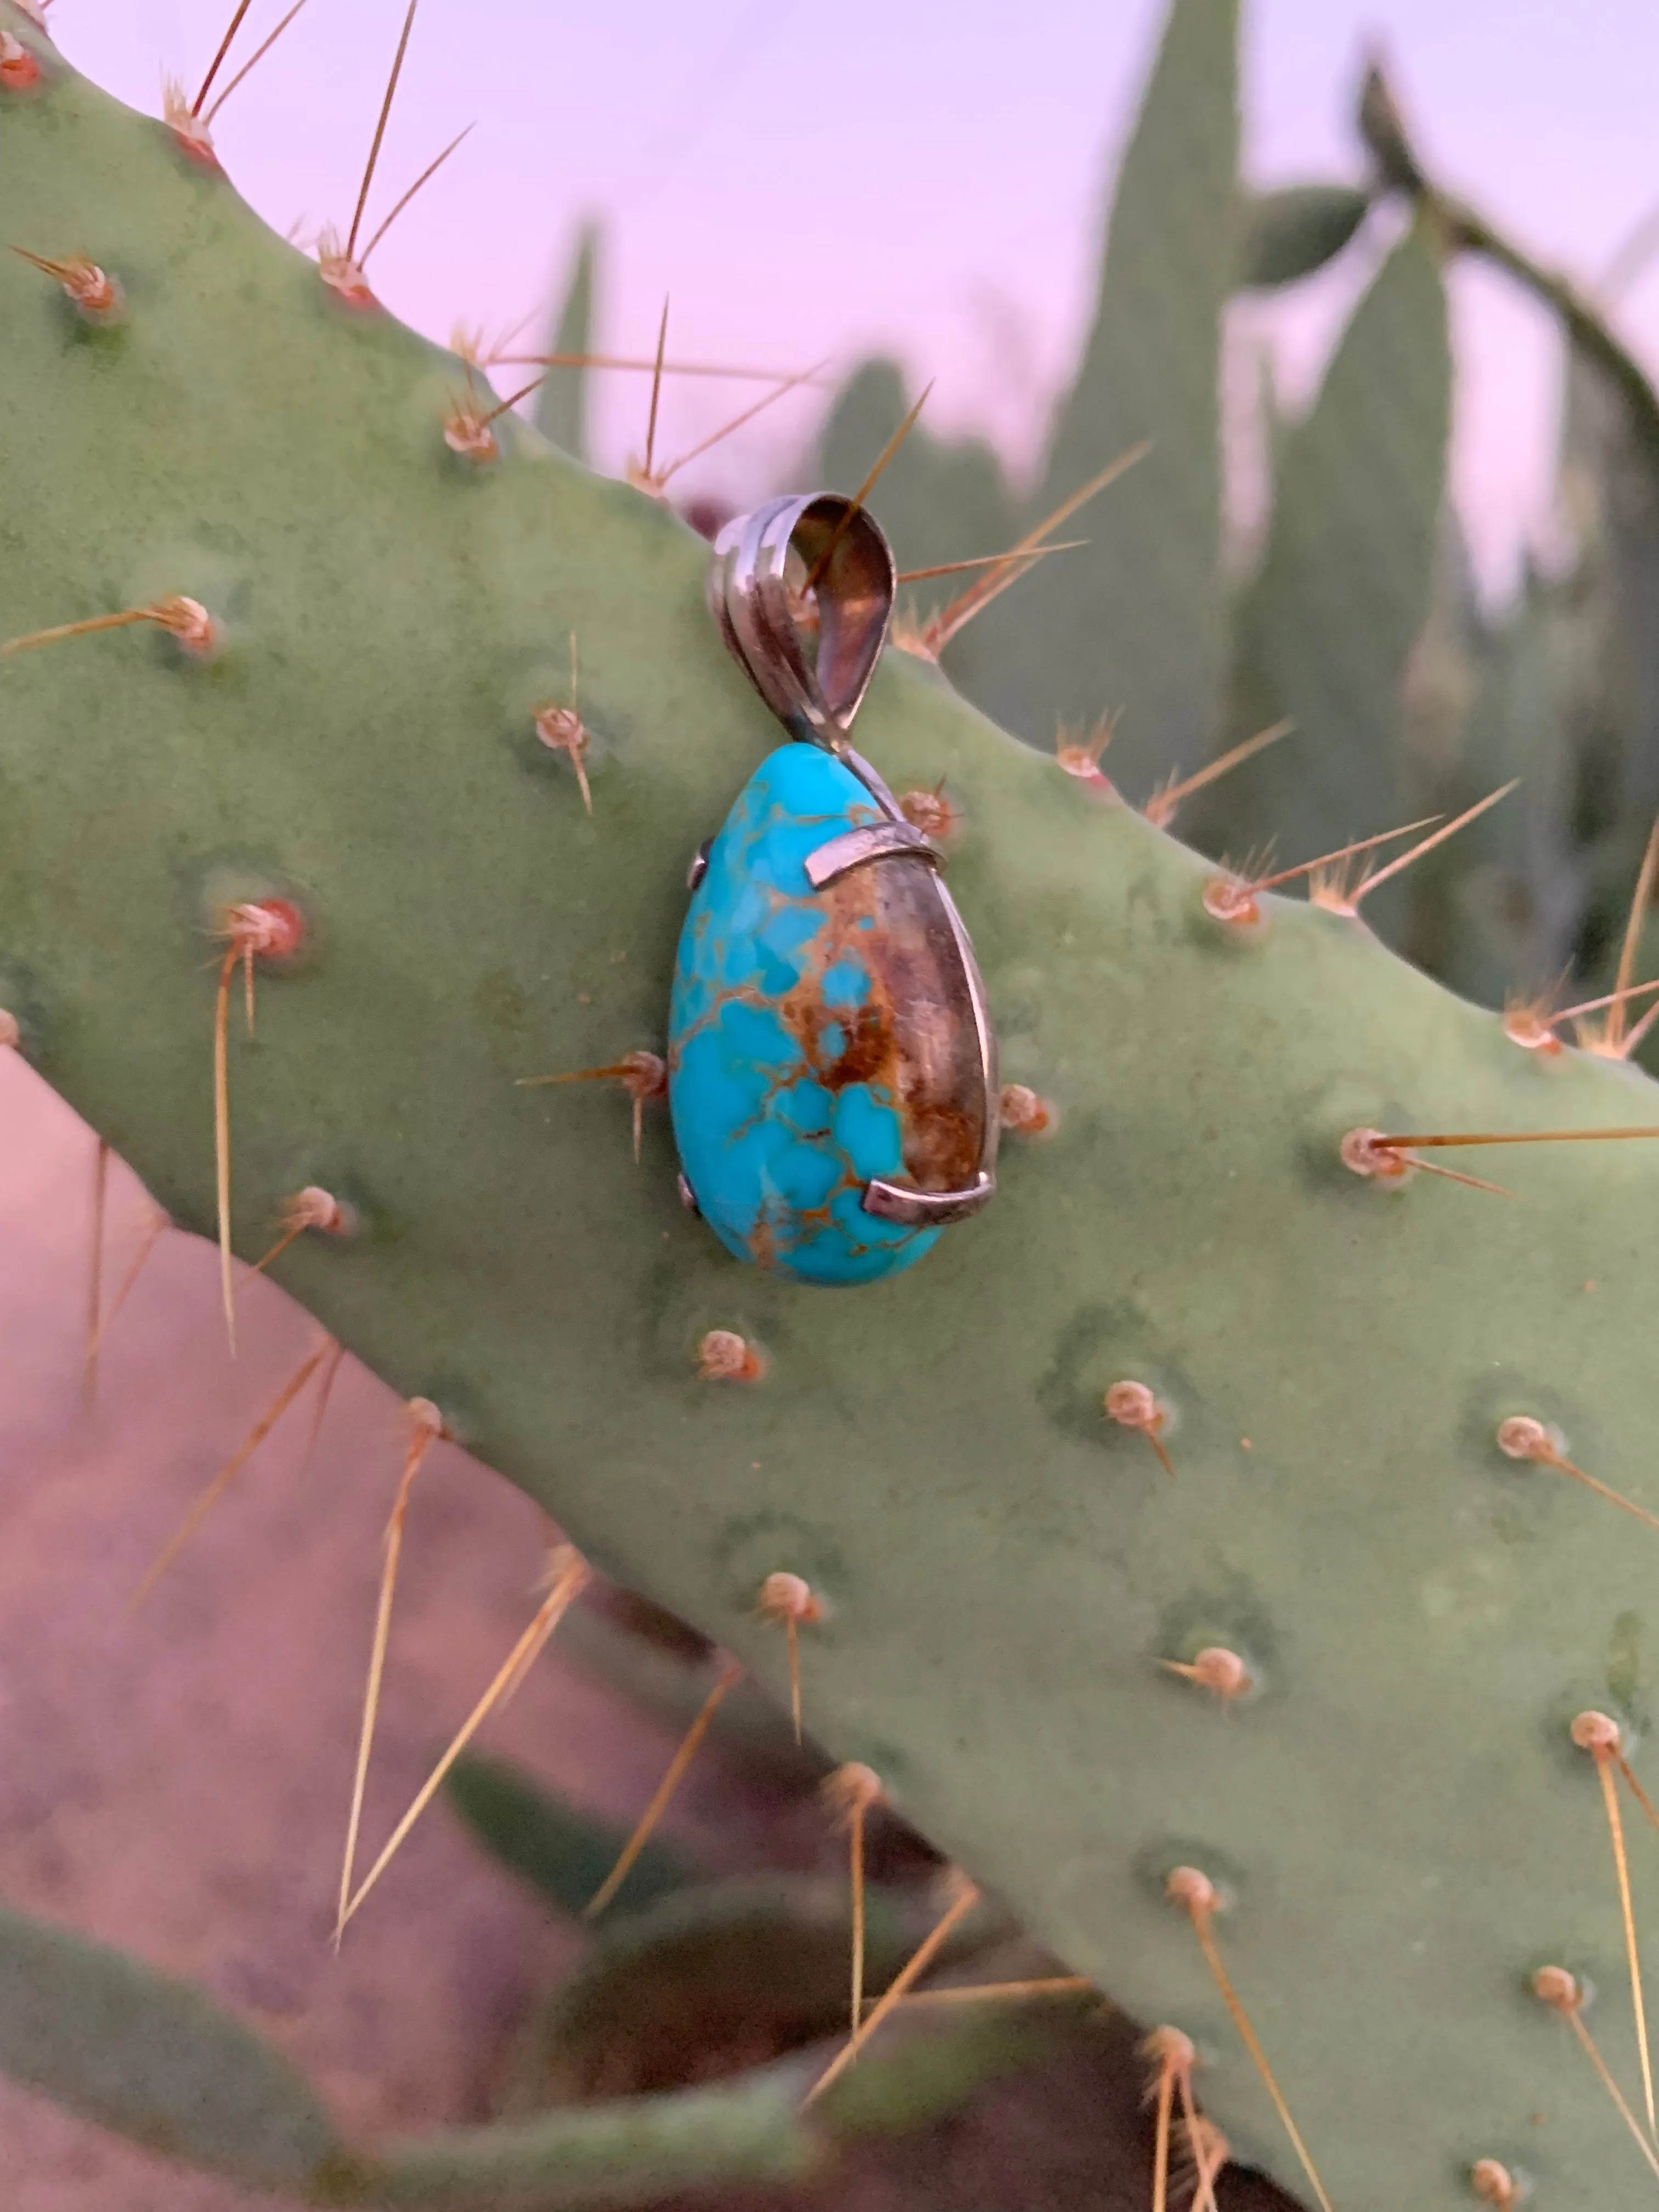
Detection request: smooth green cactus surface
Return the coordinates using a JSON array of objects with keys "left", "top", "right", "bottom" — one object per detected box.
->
[{"left": 15, "top": 19, "right": 1659, "bottom": 2211}]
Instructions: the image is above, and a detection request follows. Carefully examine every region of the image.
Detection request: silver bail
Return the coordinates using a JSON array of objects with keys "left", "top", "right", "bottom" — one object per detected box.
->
[{"left": 707, "top": 493, "right": 895, "bottom": 749}]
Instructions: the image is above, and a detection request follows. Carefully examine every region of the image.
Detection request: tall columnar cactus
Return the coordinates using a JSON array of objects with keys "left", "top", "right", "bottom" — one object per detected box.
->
[{"left": 12, "top": 7, "right": 1659, "bottom": 2210}]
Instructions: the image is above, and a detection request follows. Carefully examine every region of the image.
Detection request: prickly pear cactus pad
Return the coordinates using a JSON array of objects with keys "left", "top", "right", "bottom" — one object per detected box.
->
[{"left": 10, "top": 27, "right": 1659, "bottom": 2210}]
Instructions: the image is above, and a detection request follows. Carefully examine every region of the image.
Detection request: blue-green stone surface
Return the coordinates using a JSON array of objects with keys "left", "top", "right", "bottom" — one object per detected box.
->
[{"left": 668, "top": 744, "right": 984, "bottom": 1287}]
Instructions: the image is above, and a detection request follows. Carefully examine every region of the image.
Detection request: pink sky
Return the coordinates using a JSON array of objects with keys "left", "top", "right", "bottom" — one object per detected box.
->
[{"left": 51, "top": 0, "right": 1659, "bottom": 596}]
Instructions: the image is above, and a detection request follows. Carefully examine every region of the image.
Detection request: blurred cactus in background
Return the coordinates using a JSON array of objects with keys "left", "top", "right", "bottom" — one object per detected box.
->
[{"left": 805, "top": 19, "right": 1659, "bottom": 1057}]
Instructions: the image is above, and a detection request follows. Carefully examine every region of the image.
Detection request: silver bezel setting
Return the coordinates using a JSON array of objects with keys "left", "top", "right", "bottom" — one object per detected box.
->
[{"left": 702, "top": 493, "right": 1000, "bottom": 1247}]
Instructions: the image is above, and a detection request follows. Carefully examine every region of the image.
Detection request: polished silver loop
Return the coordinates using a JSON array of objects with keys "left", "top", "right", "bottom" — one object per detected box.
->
[{"left": 707, "top": 493, "right": 895, "bottom": 749}]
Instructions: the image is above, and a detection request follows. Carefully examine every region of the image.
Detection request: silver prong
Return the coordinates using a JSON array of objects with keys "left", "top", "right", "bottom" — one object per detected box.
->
[
  {"left": 861, "top": 1171, "right": 995, "bottom": 1227},
  {"left": 804, "top": 820, "right": 936, "bottom": 890},
  {"left": 687, "top": 838, "right": 713, "bottom": 892}
]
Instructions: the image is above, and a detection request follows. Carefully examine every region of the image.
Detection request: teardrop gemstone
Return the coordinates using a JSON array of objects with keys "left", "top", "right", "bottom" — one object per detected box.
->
[{"left": 668, "top": 743, "right": 990, "bottom": 1286}]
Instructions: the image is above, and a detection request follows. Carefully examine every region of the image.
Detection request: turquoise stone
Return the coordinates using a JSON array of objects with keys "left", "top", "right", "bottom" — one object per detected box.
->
[{"left": 668, "top": 744, "right": 987, "bottom": 1286}]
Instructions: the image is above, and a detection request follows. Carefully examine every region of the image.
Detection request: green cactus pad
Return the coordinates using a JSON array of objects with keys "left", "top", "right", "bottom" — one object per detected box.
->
[
  {"left": 444, "top": 1753, "right": 696, "bottom": 1923},
  {"left": 10, "top": 24, "right": 1659, "bottom": 2210},
  {"left": 0, "top": 1901, "right": 349, "bottom": 2195},
  {"left": 0, "top": 1881, "right": 1043, "bottom": 2208},
  {"left": 1238, "top": 184, "right": 1370, "bottom": 290}
]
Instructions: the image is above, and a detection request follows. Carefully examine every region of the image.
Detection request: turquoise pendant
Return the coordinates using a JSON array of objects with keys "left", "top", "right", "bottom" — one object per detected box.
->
[{"left": 669, "top": 494, "right": 997, "bottom": 1288}]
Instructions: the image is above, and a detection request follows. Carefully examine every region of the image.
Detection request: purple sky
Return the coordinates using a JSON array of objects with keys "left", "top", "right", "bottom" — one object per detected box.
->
[{"left": 52, "top": 0, "right": 1659, "bottom": 596}]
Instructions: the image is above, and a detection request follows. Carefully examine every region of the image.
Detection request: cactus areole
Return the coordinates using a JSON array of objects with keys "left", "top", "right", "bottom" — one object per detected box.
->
[{"left": 669, "top": 496, "right": 998, "bottom": 1283}]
